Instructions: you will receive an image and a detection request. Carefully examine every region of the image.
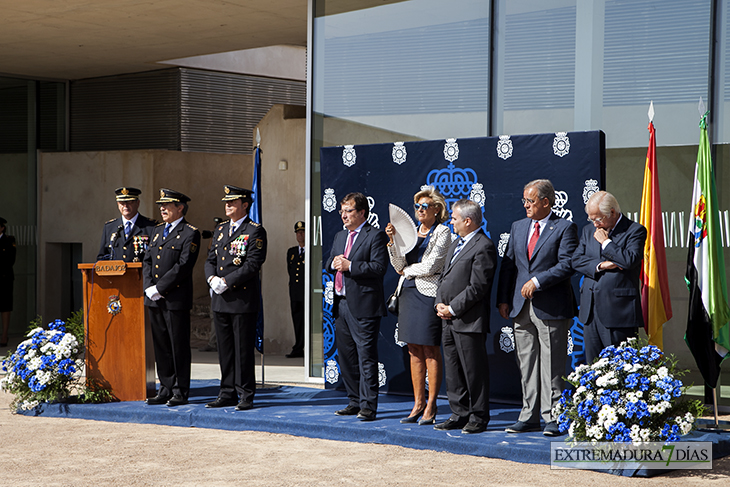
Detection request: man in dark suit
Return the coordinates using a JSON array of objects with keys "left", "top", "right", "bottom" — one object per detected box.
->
[
  {"left": 497, "top": 179, "right": 577, "bottom": 437},
  {"left": 97, "top": 187, "right": 157, "bottom": 262},
  {"left": 0, "top": 217, "right": 16, "bottom": 347},
  {"left": 326, "top": 192, "right": 388, "bottom": 421},
  {"left": 143, "top": 189, "right": 201, "bottom": 407},
  {"left": 204, "top": 185, "right": 267, "bottom": 411},
  {"left": 434, "top": 199, "right": 496, "bottom": 434},
  {"left": 286, "top": 221, "right": 306, "bottom": 358},
  {"left": 573, "top": 191, "right": 647, "bottom": 363}
]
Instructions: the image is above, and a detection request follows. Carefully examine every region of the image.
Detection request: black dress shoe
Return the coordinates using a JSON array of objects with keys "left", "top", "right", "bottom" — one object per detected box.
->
[
  {"left": 400, "top": 408, "right": 425, "bottom": 424},
  {"left": 205, "top": 397, "right": 238, "bottom": 408},
  {"left": 334, "top": 405, "right": 360, "bottom": 416},
  {"left": 462, "top": 421, "right": 488, "bottom": 434},
  {"left": 145, "top": 394, "right": 171, "bottom": 405},
  {"left": 434, "top": 417, "right": 467, "bottom": 431},
  {"left": 357, "top": 408, "right": 376, "bottom": 421},
  {"left": 236, "top": 400, "right": 253, "bottom": 411},
  {"left": 505, "top": 421, "right": 541, "bottom": 433},
  {"left": 166, "top": 394, "right": 188, "bottom": 407},
  {"left": 543, "top": 421, "right": 564, "bottom": 437}
]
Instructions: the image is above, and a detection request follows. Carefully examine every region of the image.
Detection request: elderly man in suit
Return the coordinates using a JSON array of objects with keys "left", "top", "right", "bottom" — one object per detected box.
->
[
  {"left": 497, "top": 179, "right": 577, "bottom": 437},
  {"left": 143, "top": 189, "right": 201, "bottom": 407},
  {"left": 205, "top": 185, "right": 267, "bottom": 411},
  {"left": 326, "top": 192, "right": 388, "bottom": 421},
  {"left": 97, "top": 187, "right": 157, "bottom": 262},
  {"left": 434, "top": 199, "right": 497, "bottom": 434},
  {"left": 573, "top": 191, "right": 647, "bottom": 364}
]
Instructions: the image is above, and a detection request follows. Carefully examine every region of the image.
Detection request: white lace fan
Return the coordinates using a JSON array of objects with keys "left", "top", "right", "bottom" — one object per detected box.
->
[{"left": 388, "top": 203, "right": 418, "bottom": 256}]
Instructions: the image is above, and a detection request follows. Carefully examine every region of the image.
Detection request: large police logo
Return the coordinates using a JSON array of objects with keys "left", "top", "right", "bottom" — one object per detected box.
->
[
  {"left": 394, "top": 323, "right": 407, "bottom": 347},
  {"left": 366, "top": 196, "right": 380, "bottom": 228},
  {"left": 553, "top": 132, "right": 570, "bottom": 157},
  {"left": 551, "top": 190, "right": 573, "bottom": 221},
  {"left": 342, "top": 145, "right": 356, "bottom": 167},
  {"left": 499, "top": 326, "right": 515, "bottom": 353},
  {"left": 325, "top": 359, "right": 340, "bottom": 384},
  {"left": 324, "top": 281, "right": 334, "bottom": 306},
  {"left": 443, "top": 138, "right": 459, "bottom": 162},
  {"left": 470, "top": 183, "right": 485, "bottom": 207},
  {"left": 497, "top": 135, "right": 513, "bottom": 160},
  {"left": 323, "top": 188, "right": 337, "bottom": 213},
  {"left": 498, "top": 232, "right": 510, "bottom": 258},
  {"left": 392, "top": 142, "right": 407, "bottom": 165},
  {"left": 583, "top": 179, "right": 599, "bottom": 203},
  {"left": 426, "top": 163, "right": 489, "bottom": 237},
  {"left": 567, "top": 329, "right": 574, "bottom": 355},
  {"left": 378, "top": 362, "right": 387, "bottom": 388}
]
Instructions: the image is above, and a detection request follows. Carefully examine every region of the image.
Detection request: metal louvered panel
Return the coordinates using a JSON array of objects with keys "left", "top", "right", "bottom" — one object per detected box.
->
[
  {"left": 179, "top": 69, "right": 306, "bottom": 154},
  {"left": 0, "top": 85, "right": 28, "bottom": 153},
  {"left": 70, "top": 70, "right": 181, "bottom": 151}
]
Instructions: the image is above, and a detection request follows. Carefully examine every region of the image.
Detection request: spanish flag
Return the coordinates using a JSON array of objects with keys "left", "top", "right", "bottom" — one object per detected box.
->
[{"left": 639, "top": 119, "right": 672, "bottom": 349}]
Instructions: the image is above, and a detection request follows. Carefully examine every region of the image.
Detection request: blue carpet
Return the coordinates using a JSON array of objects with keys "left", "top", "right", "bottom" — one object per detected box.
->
[{"left": 22, "top": 380, "right": 730, "bottom": 473}]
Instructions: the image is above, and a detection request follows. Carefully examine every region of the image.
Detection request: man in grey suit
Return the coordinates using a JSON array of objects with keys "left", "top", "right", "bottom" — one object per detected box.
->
[
  {"left": 326, "top": 192, "right": 388, "bottom": 421},
  {"left": 497, "top": 179, "right": 577, "bottom": 437},
  {"left": 573, "top": 191, "right": 646, "bottom": 364},
  {"left": 434, "top": 199, "right": 497, "bottom": 434}
]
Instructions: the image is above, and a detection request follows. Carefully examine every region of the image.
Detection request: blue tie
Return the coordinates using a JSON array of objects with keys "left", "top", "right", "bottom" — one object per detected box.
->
[
  {"left": 450, "top": 237, "right": 466, "bottom": 264},
  {"left": 163, "top": 224, "right": 171, "bottom": 238},
  {"left": 125, "top": 221, "right": 132, "bottom": 239}
]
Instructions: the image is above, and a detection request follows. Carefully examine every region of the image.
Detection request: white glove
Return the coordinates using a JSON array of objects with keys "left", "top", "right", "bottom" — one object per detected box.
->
[
  {"left": 210, "top": 276, "right": 228, "bottom": 295},
  {"left": 145, "top": 286, "right": 163, "bottom": 301}
]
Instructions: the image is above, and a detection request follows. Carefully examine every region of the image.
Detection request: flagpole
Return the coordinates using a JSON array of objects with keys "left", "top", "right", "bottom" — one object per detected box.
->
[{"left": 256, "top": 128, "right": 266, "bottom": 388}]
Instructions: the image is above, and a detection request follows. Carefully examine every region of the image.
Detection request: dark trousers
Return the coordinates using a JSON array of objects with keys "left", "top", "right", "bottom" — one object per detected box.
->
[
  {"left": 583, "top": 318, "right": 637, "bottom": 364},
  {"left": 335, "top": 297, "right": 380, "bottom": 411},
  {"left": 148, "top": 304, "right": 191, "bottom": 399},
  {"left": 214, "top": 311, "right": 257, "bottom": 403},
  {"left": 290, "top": 297, "right": 304, "bottom": 354},
  {"left": 442, "top": 324, "right": 490, "bottom": 425}
]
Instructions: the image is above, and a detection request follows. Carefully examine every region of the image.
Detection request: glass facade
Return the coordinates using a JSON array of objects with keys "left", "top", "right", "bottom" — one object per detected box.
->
[{"left": 309, "top": 0, "right": 730, "bottom": 393}]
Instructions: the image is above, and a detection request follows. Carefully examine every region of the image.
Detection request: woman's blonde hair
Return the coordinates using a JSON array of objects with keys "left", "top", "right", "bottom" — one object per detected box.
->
[{"left": 413, "top": 186, "right": 448, "bottom": 224}]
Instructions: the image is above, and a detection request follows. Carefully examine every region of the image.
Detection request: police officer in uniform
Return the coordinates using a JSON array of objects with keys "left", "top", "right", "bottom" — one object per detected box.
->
[
  {"left": 143, "top": 189, "right": 201, "bottom": 407},
  {"left": 286, "top": 221, "right": 305, "bottom": 358},
  {"left": 205, "top": 185, "right": 267, "bottom": 411},
  {"left": 97, "top": 187, "right": 157, "bottom": 262}
]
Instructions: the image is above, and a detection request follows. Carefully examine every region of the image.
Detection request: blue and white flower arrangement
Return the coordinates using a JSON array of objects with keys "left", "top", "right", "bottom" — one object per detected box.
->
[
  {"left": 553, "top": 337, "right": 705, "bottom": 443},
  {"left": 0, "top": 319, "right": 84, "bottom": 410}
]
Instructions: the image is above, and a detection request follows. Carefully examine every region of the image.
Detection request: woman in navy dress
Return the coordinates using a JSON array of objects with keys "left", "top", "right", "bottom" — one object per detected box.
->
[{"left": 386, "top": 187, "right": 451, "bottom": 425}]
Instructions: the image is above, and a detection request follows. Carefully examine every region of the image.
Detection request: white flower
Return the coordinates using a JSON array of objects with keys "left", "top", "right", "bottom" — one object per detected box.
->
[
  {"left": 28, "top": 357, "right": 42, "bottom": 371},
  {"left": 26, "top": 327, "right": 43, "bottom": 337},
  {"left": 598, "top": 405, "right": 618, "bottom": 427},
  {"left": 650, "top": 374, "right": 659, "bottom": 382},
  {"left": 657, "top": 366, "right": 669, "bottom": 378}
]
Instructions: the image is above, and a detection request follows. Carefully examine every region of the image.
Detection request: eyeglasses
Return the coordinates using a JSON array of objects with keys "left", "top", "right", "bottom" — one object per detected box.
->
[
  {"left": 338, "top": 208, "right": 356, "bottom": 216},
  {"left": 521, "top": 197, "right": 536, "bottom": 205},
  {"left": 587, "top": 216, "right": 605, "bottom": 224},
  {"left": 414, "top": 203, "right": 433, "bottom": 211}
]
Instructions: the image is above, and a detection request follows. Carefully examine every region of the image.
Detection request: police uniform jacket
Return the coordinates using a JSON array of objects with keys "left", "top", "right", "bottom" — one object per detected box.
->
[
  {"left": 97, "top": 214, "right": 157, "bottom": 262},
  {"left": 205, "top": 218, "right": 267, "bottom": 314},
  {"left": 0, "top": 233, "right": 16, "bottom": 281},
  {"left": 143, "top": 219, "right": 201, "bottom": 310},
  {"left": 287, "top": 246, "right": 305, "bottom": 301}
]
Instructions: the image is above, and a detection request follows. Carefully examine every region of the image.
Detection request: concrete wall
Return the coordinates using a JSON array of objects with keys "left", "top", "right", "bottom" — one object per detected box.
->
[{"left": 38, "top": 103, "right": 306, "bottom": 355}]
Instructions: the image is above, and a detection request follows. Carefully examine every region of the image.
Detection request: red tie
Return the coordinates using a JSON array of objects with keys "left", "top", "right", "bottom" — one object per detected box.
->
[
  {"left": 335, "top": 231, "right": 356, "bottom": 293},
  {"left": 527, "top": 221, "right": 540, "bottom": 259}
]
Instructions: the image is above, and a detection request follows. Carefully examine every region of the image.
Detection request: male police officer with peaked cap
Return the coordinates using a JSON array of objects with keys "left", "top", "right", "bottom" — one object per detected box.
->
[
  {"left": 143, "top": 188, "right": 201, "bottom": 407},
  {"left": 97, "top": 187, "right": 157, "bottom": 262},
  {"left": 205, "top": 185, "right": 267, "bottom": 411}
]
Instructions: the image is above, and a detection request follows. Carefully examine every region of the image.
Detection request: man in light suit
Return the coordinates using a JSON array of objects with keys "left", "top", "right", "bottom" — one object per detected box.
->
[
  {"left": 573, "top": 191, "right": 646, "bottom": 364},
  {"left": 97, "top": 187, "right": 157, "bottom": 262},
  {"left": 497, "top": 179, "right": 577, "bottom": 437},
  {"left": 205, "top": 185, "right": 267, "bottom": 411},
  {"left": 326, "top": 192, "right": 388, "bottom": 421},
  {"left": 143, "top": 189, "right": 201, "bottom": 407},
  {"left": 434, "top": 199, "right": 496, "bottom": 434}
]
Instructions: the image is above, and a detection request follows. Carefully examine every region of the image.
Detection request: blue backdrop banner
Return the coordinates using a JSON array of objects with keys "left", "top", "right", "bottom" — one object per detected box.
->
[{"left": 320, "top": 132, "right": 605, "bottom": 402}]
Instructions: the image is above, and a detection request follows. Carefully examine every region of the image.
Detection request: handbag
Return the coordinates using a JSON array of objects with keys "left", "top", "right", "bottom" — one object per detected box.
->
[{"left": 387, "top": 275, "right": 406, "bottom": 315}]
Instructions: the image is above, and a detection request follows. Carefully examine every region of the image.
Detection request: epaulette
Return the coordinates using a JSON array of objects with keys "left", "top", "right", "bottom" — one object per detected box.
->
[
  {"left": 187, "top": 223, "right": 198, "bottom": 231},
  {"left": 155, "top": 222, "right": 165, "bottom": 227},
  {"left": 217, "top": 220, "right": 231, "bottom": 231},
  {"left": 250, "top": 221, "right": 260, "bottom": 227},
  {"left": 106, "top": 218, "right": 117, "bottom": 224}
]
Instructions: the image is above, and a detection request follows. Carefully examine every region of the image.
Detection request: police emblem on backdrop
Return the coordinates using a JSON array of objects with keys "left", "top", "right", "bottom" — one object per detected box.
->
[
  {"left": 498, "top": 232, "right": 510, "bottom": 258},
  {"left": 553, "top": 132, "right": 571, "bottom": 157},
  {"left": 323, "top": 188, "right": 337, "bottom": 213},
  {"left": 342, "top": 145, "right": 356, "bottom": 167},
  {"left": 366, "top": 196, "right": 380, "bottom": 229},
  {"left": 583, "top": 179, "right": 599, "bottom": 203},
  {"left": 325, "top": 359, "right": 340, "bottom": 384},
  {"left": 497, "top": 135, "right": 513, "bottom": 160},
  {"left": 499, "top": 326, "right": 515, "bottom": 353},
  {"left": 378, "top": 362, "right": 387, "bottom": 388},
  {"left": 470, "top": 183, "right": 485, "bottom": 207},
  {"left": 229, "top": 234, "right": 249, "bottom": 265},
  {"left": 552, "top": 190, "right": 573, "bottom": 221},
  {"left": 443, "top": 138, "right": 459, "bottom": 162},
  {"left": 392, "top": 141, "right": 407, "bottom": 165}
]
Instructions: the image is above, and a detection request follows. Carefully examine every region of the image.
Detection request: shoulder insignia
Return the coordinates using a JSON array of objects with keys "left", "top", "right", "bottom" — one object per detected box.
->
[
  {"left": 106, "top": 218, "right": 116, "bottom": 224},
  {"left": 250, "top": 221, "right": 260, "bottom": 227},
  {"left": 152, "top": 233, "right": 159, "bottom": 242},
  {"left": 256, "top": 238, "right": 264, "bottom": 249},
  {"left": 187, "top": 223, "right": 198, "bottom": 231},
  {"left": 155, "top": 222, "right": 165, "bottom": 227},
  {"left": 191, "top": 242, "right": 198, "bottom": 253},
  {"left": 217, "top": 233, "right": 224, "bottom": 241}
]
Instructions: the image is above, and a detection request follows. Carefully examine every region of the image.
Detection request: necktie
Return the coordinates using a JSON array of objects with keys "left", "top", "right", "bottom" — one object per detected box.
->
[
  {"left": 527, "top": 221, "right": 540, "bottom": 259},
  {"left": 163, "top": 224, "right": 171, "bottom": 238},
  {"left": 335, "top": 231, "right": 356, "bottom": 293},
  {"left": 230, "top": 224, "right": 236, "bottom": 237},
  {"left": 125, "top": 221, "right": 132, "bottom": 239},
  {"left": 450, "top": 237, "right": 466, "bottom": 264}
]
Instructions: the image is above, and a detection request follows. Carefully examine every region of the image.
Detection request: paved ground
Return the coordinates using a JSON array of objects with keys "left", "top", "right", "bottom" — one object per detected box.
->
[{"left": 1, "top": 387, "right": 730, "bottom": 486}]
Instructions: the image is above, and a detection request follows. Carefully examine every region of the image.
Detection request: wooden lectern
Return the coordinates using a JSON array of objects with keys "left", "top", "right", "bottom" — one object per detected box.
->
[{"left": 78, "top": 261, "right": 155, "bottom": 401}]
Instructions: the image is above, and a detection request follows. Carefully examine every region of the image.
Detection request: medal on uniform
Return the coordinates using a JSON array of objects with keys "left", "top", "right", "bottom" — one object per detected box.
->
[
  {"left": 228, "top": 234, "right": 249, "bottom": 265},
  {"left": 132, "top": 235, "right": 149, "bottom": 261}
]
